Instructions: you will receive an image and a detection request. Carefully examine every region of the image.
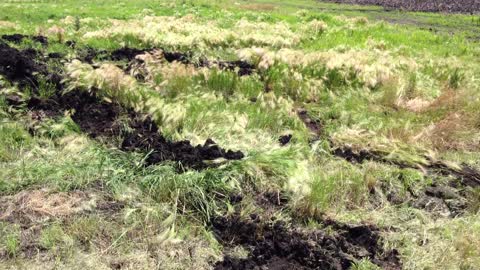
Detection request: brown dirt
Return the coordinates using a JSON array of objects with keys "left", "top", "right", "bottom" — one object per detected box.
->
[
  {"left": 212, "top": 213, "right": 401, "bottom": 270},
  {"left": 320, "top": 0, "right": 480, "bottom": 13}
]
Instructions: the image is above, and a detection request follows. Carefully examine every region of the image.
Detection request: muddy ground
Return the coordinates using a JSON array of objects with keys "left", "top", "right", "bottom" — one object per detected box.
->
[
  {"left": 0, "top": 39, "right": 244, "bottom": 170},
  {"left": 320, "top": 0, "right": 480, "bottom": 13},
  {"left": 28, "top": 90, "right": 245, "bottom": 170},
  {"left": 212, "top": 193, "right": 401, "bottom": 270}
]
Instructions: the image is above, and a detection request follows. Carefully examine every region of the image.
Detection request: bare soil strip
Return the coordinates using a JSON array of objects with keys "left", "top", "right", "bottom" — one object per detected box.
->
[
  {"left": 212, "top": 213, "right": 401, "bottom": 270},
  {"left": 319, "top": 0, "right": 480, "bottom": 13},
  {"left": 0, "top": 40, "right": 244, "bottom": 170}
]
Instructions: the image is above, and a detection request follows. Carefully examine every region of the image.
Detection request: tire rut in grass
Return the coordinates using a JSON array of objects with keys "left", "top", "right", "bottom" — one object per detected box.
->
[
  {"left": 212, "top": 213, "right": 401, "bottom": 270},
  {"left": 0, "top": 41, "right": 244, "bottom": 170},
  {"left": 334, "top": 146, "right": 479, "bottom": 217},
  {"left": 29, "top": 90, "right": 244, "bottom": 170},
  {"left": 296, "top": 109, "right": 479, "bottom": 217},
  {"left": 81, "top": 46, "right": 255, "bottom": 76}
]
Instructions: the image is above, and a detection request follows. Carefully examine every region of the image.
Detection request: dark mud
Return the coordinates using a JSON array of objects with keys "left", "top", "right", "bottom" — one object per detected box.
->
[
  {"left": 333, "top": 146, "right": 480, "bottom": 189},
  {"left": 212, "top": 213, "right": 401, "bottom": 270},
  {"left": 279, "top": 134, "right": 293, "bottom": 146},
  {"left": 0, "top": 42, "right": 41, "bottom": 88},
  {"left": 333, "top": 146, "right": 479, "bottom": 217},
  {"left": 320, "top": 0, "right": 480, "bottom": 13},
  {"left": 298, "top": 109, "right": 323, "bottom": 138},
  {"left": 0, "top": 42, "right": 62, "bottom": 91},
  {"left": 0, "top": 41, "right": 244, "bottom": 170},
  {"left": 28, "top": 91, "right": 244, "bottom": 170},
  {"left": 1, "top": 34, "right": 48, "bottom": 45},
  {"left": 95, "top": 47, "right": 255, "bottom": 76}
]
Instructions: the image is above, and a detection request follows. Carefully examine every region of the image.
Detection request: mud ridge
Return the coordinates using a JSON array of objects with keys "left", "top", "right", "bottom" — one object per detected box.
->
[
  {"left": 212, "top": 213, "right": 401, "bottom": 270},
  {"left": 334, "top": 146, "right": 479, "bottom": 217},
  {"left": 91, "top": 47, "right": 255, "bottom": 76},
  {"left": 0, "top": 42, "right": 62, "bottom": 91},
  {"left": 297, "top": 109, "right": 323, "bottom": 138},
  {"left": 0, "top": 41, "right": 244, "bottom": 170},
  {"left": 27, "top": 90, "right": 244, "bottom": 170},
  {"left": 1, "top": 34, "right": 48, "bottom": 45}
]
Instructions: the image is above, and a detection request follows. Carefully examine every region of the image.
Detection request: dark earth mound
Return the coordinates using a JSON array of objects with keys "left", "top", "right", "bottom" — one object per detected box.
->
[
  {"left": 298, "top": 109, "right": 323, "bottom": 138},
  {"left": 333, "top": 146, "right": 479, "bottom": 217},
  {"left": 1, "top": 34, "right": 48, "bottom": 45},
  {"left": 108, "top": 47, "right": 255, "bottom": 76},
  {"left": 0, "top": 41, "right": 244, "bottom": 170},
  {"left": 279, "top": 134, "right": 293, "bottom": 146},
  {"left": 28, "top": 91, "right": 244, "bottom": 170},
  {"left": 0, "top": 42, "right": 62, "bottom": 90},
  {"left": 320, "top": 0, "right": 480, "bottom": 13},
  {"left": 212, "top": 214, "right": 401, "bottom": 270}
]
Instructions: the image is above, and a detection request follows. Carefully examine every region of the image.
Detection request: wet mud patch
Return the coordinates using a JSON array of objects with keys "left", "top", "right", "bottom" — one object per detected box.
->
[
  {"left": 212, "top": 213, "right": 401, "bottom": 270},
  {"left": 279, "top": 134, "right": 293, "bottom": 146},
  {"left": 0, "top": 40, "right": 244, "bottom": 170},
  {"left": 0, "top": 42, "right": 63, "bottom": 92}
]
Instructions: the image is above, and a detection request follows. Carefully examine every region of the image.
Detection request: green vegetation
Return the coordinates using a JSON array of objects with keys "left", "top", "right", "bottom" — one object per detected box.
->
[{"left": 0, "top": 0, "right": 479, "bottom": 269}]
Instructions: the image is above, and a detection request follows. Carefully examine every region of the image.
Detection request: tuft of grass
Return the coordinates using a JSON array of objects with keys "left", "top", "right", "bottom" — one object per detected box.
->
[{"left": 0, "top": 223, "right": 21, "bottom": 258}]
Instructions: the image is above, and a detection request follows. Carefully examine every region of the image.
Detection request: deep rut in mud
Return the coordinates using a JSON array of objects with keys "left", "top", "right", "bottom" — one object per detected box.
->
[{"left": 212, "top": 213, "right": 401, "bottom": 270}]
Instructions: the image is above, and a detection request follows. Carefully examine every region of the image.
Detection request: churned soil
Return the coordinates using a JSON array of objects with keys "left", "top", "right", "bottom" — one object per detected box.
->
[
  {"left": 0, "top": 41, "right": 244, "bottom": 170},
  {"left": 212, "top": 214, "right": 401, "bottom": 270},
  {"left": 0, "top": 41, "right": 62, "bottom": 90},
  {"left": 320, "top": 0, "right": 480, "bottom": 13},
  {"left": 29, "top": 90, "right": 244, "bottom": 170}
]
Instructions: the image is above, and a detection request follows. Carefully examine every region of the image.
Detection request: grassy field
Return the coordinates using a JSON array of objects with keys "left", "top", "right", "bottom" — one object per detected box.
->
[{"left": 0, "top": 0, "right": 480, "bottom": 269}]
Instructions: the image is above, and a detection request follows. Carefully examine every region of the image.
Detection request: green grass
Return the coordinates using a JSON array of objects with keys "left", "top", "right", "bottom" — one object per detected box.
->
[{"left": 1, "top": 0, "right": 480, "bottom": 269}]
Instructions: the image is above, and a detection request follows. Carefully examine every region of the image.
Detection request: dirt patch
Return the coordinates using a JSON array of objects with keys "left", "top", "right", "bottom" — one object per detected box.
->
[
  {"left": 0, "top": 40, "right": 245, "bottom": 170},
  {"left": 212, "top": 213, "right": 401, "bottom": 270},
  {"left": 1, "top": 34, "right": 48, "bottom": 45},
  {"left": 27, "top": 90, "right": 244, "bottom": 170},
  {"left": 104, "top": 47, "right": 255, "bottom": 76},
  {"left": 279, "top": 134, "right": 293, "bottom": 146},
  {"left": 320, "top": 0, "right": 480, "bottom": 13},
  {"left": 0, "top": 42, "right": 42, "bottom": 88}
]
